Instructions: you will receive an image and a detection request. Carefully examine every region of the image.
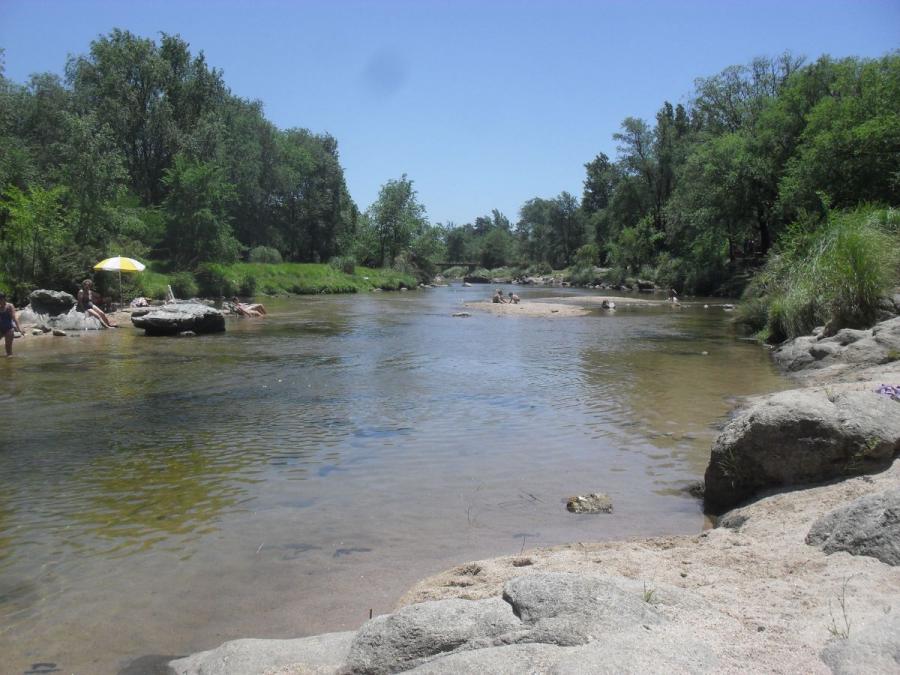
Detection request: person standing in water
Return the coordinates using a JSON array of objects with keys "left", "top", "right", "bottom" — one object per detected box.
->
[{"left": 0, "top": 292, "right": 24, "bottom": 357}]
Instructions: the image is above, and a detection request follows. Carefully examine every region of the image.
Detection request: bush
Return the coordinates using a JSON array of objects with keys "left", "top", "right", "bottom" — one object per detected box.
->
[
  {"left": 195, "top": 263, "right": 235, "bottom": 297},
  {"left": 526, "top": 262, "right": 553, "bottom": 276},
  {"left": 238, "top": 274, "right": 257, "bottom": 297},
  {"left": 248, "top": 246, "right": 283, "bottom": 264},
  {"left": 170, "top": 272, "right": 198, "bottom": 299},
  {"left": 329, "top": 255, "right": 356, "bottom": 275},
  {"left": 739, "top": 206, "right": 899, "bottom": 341}
]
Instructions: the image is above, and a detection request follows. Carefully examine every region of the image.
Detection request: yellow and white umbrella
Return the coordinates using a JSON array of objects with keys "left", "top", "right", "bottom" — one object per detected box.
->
[{"left": 93, "top": 256, "right": 146, "bottom": 306}]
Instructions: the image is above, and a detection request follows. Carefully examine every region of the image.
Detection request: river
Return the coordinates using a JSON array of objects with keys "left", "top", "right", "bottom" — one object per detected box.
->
[{"left": 0, "top": 286, "right": 787, "bottom": 674}]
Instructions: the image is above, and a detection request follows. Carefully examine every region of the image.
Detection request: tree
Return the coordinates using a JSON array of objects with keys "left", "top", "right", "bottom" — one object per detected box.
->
[
  {"left": 162, "top": 154, "right": 237, "bottom": 266},
  {"left": 367, "top": 174, "right": 427, "bottom": 266}
]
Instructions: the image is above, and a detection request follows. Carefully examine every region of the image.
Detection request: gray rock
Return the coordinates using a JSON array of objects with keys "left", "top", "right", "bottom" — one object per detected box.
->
[
  {"left": 809, "top": 342, "right": 841, "bottom": 360},
  {"left": 452, "top": 312, "right": 471, "bottom": 318},
  {"left": 704, "top": 389, "right": 900, "bottom": 512},
  {"left": 168, "top": 631, "right": 355, "bottom": 675},
  {"left": 820, "top": 613, "right": 900, "bottom": 674},
  {"left": 893, "top": 293, "right": 900, "bottom": 312},
  {"left": 806, "top": 488, "right": 900, "bottom": 565},
  {"left": 19, "top": 306, "right": 106, "bottom": 331},
  {"left": 28, "top": 289, "right": 75, "bottom": 316},
  {"left": 405, "top": 643, "right": 565, "bottom": 674},
  {"left": 565, "top": 493, "right": 613, "bottom": 514},
  {"left": 773, "top": 336, "right": 818, "bottom": 371},
  {"left": 131, "top": 303, "right": 225, "bottom": 336},
  {"left": 826, "top": 328, "right": 871, "bottom": 346},
  {"left": 501, "top": 573, "right": 663, "bottom": 646},
  {"left": 52, "top": 328, "right": 66, "bottom": 337},
  {"left": 31, "top": 328, "right": 43, "bottom": 336},
  {"left": 343, "top": 597, "right": 521, "bottom": 674}
]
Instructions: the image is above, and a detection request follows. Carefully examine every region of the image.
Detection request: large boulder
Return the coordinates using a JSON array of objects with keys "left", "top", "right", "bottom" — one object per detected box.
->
[
  {"left": 18, "top": 305, "right": 105, "bottom": 331},
  {"left": 168, "top": 631, "right": 355, "bottom": 675},
  {"left": 27, "top": 289, "right": 76, "bottom": 316},
  {"left": 806, "top": 487, "right": 900, "bottom": 565},
  {"left": 131, "top": 303, "right": 225, "bottom": 336},
  {"left": 703, "top": 389, "right": 900, "bottom": 512}
]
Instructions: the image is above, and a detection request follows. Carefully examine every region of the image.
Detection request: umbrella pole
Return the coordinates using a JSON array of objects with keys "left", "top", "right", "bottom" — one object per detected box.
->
[{"left": 119, "top": 269, "right": 123, "bottom": 308}]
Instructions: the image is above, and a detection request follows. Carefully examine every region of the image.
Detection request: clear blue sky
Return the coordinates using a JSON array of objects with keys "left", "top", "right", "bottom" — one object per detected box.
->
[{"left": 1, "top": 0, "right": 898, "bottom": 225}]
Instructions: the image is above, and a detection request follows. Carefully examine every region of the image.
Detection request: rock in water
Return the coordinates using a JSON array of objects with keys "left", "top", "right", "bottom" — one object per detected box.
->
[
  {"left": 704, "top": 389, "right": 900, "bottom": 512},
  {"left": 28, "top": 289, "right": 76, "bottom": 316},
  {"left": 806, "top": 487, "right": 900, "bottom": 565},
  {"left": 52, "top": 328, "right": 67, "bottom": 337},
  {"left": 566, "top": 493, "right": 613, "bottom": 513},
  {"left": 131, "top": 303, "right": 225, "bottom": 336}
]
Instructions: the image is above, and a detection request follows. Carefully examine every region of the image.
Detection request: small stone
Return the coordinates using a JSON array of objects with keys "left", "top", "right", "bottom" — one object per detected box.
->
[
  {"left": 31, "top": 328, "right": 43, "bottom": 336},
  {"left": 179, "top": 331, "right": 197, "bottom": 337},
  {"left": 52, "top": 329, "right": 67, "bottom": 337},
  {"left": 566, "top": 493, "right": 613, "bottom": 514},
  {"left": 452, "top": 312, "right": 471, "bottom": 318},
  {"left": 701, "top": 351, "right": 709, "bottom": 356}
]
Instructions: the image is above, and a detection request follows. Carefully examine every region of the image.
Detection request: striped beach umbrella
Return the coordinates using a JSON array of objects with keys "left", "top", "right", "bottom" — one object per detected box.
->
[{"left": 93, "top": 256, "right": 147, "bottom": 306}]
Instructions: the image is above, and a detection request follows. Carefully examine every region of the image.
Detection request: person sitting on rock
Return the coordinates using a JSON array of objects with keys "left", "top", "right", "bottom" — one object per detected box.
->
[
  {"left": 232, "top": 297, "right": 267, "bottom": 318},
  {"left": 492, "top": 289, "right": 507, "bottom": 304},
  {"left": 77, "top": 279, "right": 117, "bottom": 328},
  {"left": 0, "top": 292, "right": 24, "bottom": 357}
]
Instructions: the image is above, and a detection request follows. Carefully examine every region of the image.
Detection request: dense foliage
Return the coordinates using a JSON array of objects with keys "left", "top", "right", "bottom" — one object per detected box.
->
[
  {"left": 1, "top": 33, "right": 898, "bottom": 333},
  {"left": 0, "top": 31, "right": 359, "bottom": 297},
  {"left": 442, "top": 52, "right": 899, "bottom": 305}
]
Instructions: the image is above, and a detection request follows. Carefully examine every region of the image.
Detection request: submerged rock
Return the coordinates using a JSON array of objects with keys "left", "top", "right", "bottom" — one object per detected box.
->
[
  {"left": 565, "top": 493, "right": 613, "bottom": 514},
  {"left": 704, "top": 389, "right": 900, "bottom": 512},
  {"left": 131, "top": 303, "right": 225, "bottom": 336},
  {"left": 806, "top": 487, "right": 900, "bottom": 565}
]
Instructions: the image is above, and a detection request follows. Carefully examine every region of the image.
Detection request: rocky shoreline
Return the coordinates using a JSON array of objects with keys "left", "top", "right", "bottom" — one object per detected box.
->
[{"left": 165, "top": 316, "right": 900, "bottom": 674}]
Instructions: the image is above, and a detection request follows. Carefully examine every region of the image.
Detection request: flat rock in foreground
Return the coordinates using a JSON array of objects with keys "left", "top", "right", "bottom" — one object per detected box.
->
[
  {"left": 130, "top": 303, "right": 225, "bottom": 336},
  {"left": 168, "top": 632, "right": 355, "bottom": 675},
  {"left": 703, "top": 388, "right": 900, "bottom": 512},
  {"left": 806, "top": 487, "right": 900, "bottom": 565}
]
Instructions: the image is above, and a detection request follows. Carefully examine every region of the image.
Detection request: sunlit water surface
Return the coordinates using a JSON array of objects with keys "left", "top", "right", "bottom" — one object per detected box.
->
[{"left": 0, "top": 286, "right": 787, "bottom": 673}]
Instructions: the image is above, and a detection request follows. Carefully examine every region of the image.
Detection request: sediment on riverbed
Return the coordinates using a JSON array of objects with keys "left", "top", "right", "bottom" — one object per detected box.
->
[{"left": 169, "top": 317, "right": 900, "bottom": 675}]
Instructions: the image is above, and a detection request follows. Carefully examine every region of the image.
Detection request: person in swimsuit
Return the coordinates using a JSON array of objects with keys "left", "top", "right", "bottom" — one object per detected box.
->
[
  {"left": 231, "top": 297, "right": 267, "bottom": 318},
  {"left": 492, "top": 289, "right": 507, "bottom": 304},
  {"left": 77, "top": 279, "right": 117, "bottom": 328},
  {"left": 0, "top": 292, "right": 24, "bottom": 357}
]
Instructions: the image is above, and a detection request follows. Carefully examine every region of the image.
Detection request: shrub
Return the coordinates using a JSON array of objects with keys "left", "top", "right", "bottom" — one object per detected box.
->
[
  {"left": 195, "top": 263, "right": 235, "bottom": 297},
  {"left": 526, "top": 262, "right": 553, "bottom": 276},
  {"left": 248, "top": 246, "right": 283, "bottom": 264},
  {"left": 170, "top": 272, "right": 198, "bottom": 299},
  {"left": 329, "top": 255, "right": 356, "bottom": 275},
  {"left": 238, "top": 274, "right": 257, "bottom": 297},
  {"left": 739, "top": 206, "right": 899, "bottom": 341}
]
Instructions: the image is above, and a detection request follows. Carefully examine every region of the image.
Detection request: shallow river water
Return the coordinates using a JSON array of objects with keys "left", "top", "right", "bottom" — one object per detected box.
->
[{"left": 0, "top": 286, "right": 787, "bottom": 674}]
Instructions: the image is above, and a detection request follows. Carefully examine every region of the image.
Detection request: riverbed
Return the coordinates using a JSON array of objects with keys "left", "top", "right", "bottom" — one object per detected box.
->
[{"left": 0, "top": 286, "right": 787, "bottom": 674}]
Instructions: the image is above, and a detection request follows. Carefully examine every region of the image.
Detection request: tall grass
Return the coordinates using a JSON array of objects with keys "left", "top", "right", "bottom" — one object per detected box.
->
[{"left": 737, "top": 206, "right": 899, "bottom": 342}]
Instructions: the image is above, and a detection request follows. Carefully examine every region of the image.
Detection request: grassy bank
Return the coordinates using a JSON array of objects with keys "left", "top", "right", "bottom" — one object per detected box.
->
[
  {"left": 735, "top": 206, "right": 899, "bottom": 342},
  {"left": 132, "top": 262, "right": 417, "bottom": 300}
]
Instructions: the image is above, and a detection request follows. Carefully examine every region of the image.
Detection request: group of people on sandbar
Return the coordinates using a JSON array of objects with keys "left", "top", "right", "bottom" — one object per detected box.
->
[{"left": 492, "top": 289, "right": 520, "bottom": 304}]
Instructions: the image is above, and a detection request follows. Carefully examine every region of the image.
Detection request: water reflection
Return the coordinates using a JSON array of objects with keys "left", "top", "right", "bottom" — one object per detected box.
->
[{"left": 0, "top": 288, "right": 788, "bottom": 673}]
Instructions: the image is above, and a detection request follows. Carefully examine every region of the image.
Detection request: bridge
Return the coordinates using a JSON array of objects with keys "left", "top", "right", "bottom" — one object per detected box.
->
[{"left": 434, "top": 261, "right": 480, "bottom": 271}]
